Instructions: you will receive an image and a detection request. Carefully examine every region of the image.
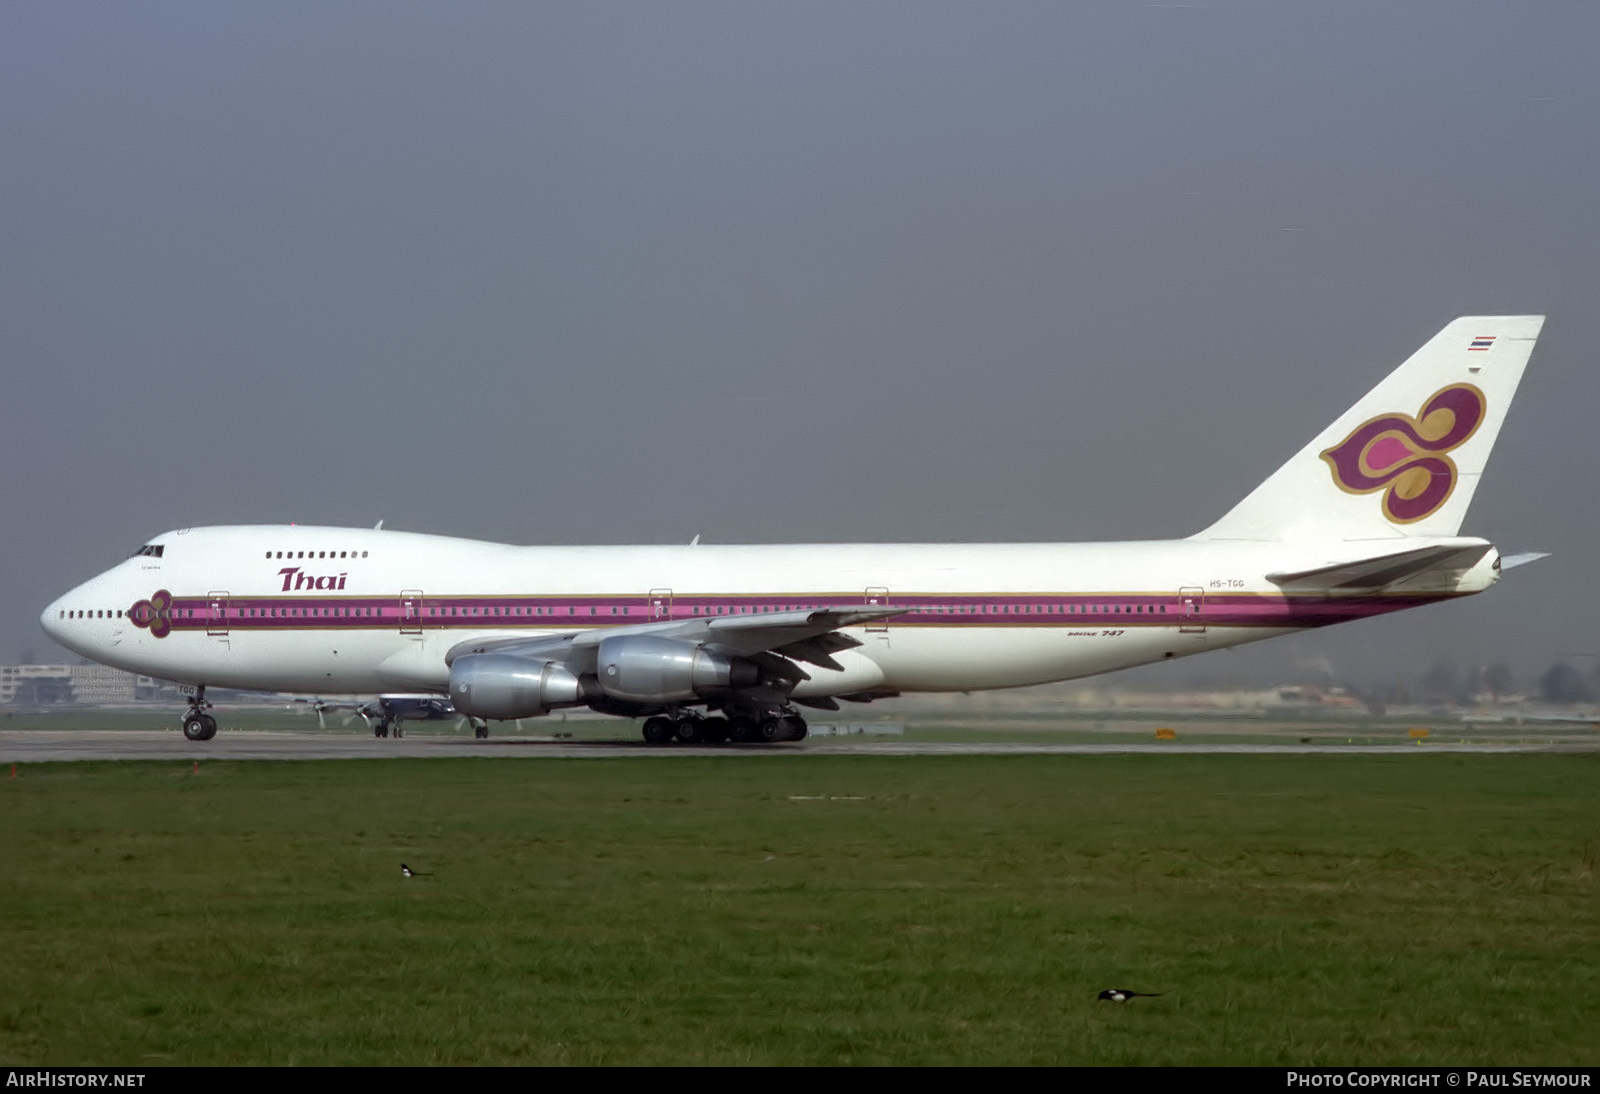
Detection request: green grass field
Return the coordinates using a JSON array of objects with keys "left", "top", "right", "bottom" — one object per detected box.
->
[{"left": 3, "top": 754, "right": 1596, "bottom": 1065}]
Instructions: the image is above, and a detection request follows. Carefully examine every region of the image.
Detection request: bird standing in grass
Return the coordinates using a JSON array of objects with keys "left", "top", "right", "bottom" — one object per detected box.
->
[
  {"left": 1098, "top": 989, "right": 1161, "bottom": 1003},
  {"left": 401, "top": 863, "right": 429, "bottom": 878}
]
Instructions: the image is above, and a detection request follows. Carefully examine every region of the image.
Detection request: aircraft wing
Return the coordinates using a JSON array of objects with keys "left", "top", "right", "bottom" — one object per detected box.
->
[{"left": 444, "top": 605, "right": 907, "bottom": 675}]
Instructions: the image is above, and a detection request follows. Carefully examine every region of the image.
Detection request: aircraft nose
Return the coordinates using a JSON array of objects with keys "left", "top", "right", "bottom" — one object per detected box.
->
[
  {"left": 40, "top": 595, "right": 66, "bottom": 641},
  {"left": 39, "top": 578, "right": 115, "bottom": 659},
  {"left": 40, "top": 579, "right": 99, "bottom": 647}
]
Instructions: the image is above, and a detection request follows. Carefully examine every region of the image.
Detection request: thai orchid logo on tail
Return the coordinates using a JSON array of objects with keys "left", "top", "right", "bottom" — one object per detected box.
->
[{"left": 1319, "top": 384, "right": 1486, "bottom": 523}]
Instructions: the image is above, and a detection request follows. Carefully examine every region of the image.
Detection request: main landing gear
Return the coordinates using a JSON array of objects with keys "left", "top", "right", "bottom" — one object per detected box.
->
[
  {"left": 364, "top": 698, "right": 408, "bottom": 739},
  {"left": 640, "top": 710, "right": 807, "bottom": 746},
  {"left": 181, "top": 686, "right": 218, "bottom": 741}
]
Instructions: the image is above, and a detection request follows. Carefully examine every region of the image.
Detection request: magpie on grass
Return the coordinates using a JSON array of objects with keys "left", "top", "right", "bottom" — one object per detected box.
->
[{"left": 1098, "top": 989, "right": 1161, "bottom": 1003}]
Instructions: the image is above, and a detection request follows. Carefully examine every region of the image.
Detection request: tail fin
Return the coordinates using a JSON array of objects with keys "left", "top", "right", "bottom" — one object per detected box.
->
[{"left": 1194, "top": 315, "right": 1545, "bottom": 542}]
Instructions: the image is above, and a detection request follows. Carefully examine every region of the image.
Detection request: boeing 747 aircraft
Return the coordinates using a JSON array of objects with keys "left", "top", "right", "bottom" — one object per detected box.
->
[{"left": 41, "top": 316, "right": 1545, "bottom": 744}]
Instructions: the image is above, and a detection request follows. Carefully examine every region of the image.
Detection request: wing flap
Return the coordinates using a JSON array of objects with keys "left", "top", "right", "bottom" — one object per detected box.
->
[{"left": 772, "top": 632, "right": 863, "bottom": 672}]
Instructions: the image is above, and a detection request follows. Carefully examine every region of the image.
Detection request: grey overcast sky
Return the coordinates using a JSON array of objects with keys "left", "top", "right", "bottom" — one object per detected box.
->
[{"left": 3, "top": 2, "right": 1597, "bottom": 688}]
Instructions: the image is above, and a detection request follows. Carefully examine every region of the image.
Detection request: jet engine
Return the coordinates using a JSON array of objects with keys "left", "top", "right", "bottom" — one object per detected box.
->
[
  {"left": 449, "top": 653, "right": 585, "bottom": 719},
  {"left": 595, "top": 635, "right": 757, "bottom": 703}
]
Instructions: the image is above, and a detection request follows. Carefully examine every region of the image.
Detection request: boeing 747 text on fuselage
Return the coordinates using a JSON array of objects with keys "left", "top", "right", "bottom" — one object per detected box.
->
[{"left": 42, "top": 316, "right": 1546, "bottom": 744}]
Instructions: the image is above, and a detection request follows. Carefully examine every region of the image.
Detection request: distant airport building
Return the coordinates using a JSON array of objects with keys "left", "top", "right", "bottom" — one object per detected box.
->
[{"left": 1, "top": 663, "right": 159, "bottom": 705}]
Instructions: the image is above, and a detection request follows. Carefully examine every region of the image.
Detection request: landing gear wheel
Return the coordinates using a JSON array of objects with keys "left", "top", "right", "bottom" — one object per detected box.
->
[
  {"left": 727, "top": 718, "right": 758, "bottom": 743},
  {"left": 700, "top": 717, "right": 729, "bottom": 744},
  {"left": 781, "top": 715, "right": 807, "bottom": 742},
  {"left": 392, "top": 721, "right": 404, "bottom": 739},
  {"left": 759, "top": 718, "right": 786, "bottom": 743},
  {"left": 473, "top": 722, "right": 489, "bottom": 740},
  {"left": 642, "top": 716, "right": 676, "bottom": 745},
  {"left": 373, "top": 720, "right": 390, "bottom": 738},
  {"left": 180, "top": 686, "right": 213, "bottom": 742},
  {"left": 675, "top": 718, "right": 707, "bottom": 745}
]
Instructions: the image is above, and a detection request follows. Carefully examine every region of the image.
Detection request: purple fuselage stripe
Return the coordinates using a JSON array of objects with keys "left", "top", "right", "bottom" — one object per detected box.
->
[{"left": 134, "top": 590, "right": 1454, "bottom": 634}]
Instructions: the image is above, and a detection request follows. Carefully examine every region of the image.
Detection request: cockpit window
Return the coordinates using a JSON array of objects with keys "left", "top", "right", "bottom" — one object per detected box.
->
[{"left": 131, "top": 545, "right": 165, "bottom": 558}]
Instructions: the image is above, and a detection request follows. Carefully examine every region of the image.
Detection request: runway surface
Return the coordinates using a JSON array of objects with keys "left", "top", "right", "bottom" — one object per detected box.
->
[{"left": 3, "top": 729, "right": 1596, "bottom": 762}]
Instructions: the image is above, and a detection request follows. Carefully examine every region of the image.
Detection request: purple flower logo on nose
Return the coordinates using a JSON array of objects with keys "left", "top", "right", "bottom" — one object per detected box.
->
[
  {"left": 1320, "top": 384, "right": 1486, "bottom": 524},
  {"left": 129, "top": 589, "right": 173, "bottom": 639}
]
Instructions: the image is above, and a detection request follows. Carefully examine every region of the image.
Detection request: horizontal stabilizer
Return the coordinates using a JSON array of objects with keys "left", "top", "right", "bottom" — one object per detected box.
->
[
  {"left": 1267, "top": 540, "right": 1493, "bottom": 589},
  {"left": 1499, "top": 551, "right": 1551, "bottom": 571}
]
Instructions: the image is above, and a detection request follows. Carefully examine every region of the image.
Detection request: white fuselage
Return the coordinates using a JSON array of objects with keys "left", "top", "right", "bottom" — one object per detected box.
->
[{"left": 40, "top": 525, "right": 1500, "bottom": 704}]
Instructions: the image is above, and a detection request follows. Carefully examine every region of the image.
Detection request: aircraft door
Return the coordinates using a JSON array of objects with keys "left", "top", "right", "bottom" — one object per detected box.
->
[
  {"left": 1179, "top": 587, "right": 1206, "bottom": 634},
  {"left": 207, "top": 591, "right": 229, "bottom": 637},
  {"left": 864, "top": 587, "right": 891, "bottom": 639},
  {"left": 400, "top": 590, "right": 424, "bottom": 634},
  {"left": 649, "top": 588, "right": 673, "bottom": 621}
]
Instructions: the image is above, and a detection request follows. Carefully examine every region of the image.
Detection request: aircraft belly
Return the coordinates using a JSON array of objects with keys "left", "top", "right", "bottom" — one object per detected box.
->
[
  {"left": 863, "top": 626, "right": 1293, "bottom": 692},
  {"left": 116, "top": 629, "right": 398, "bottom": 694}
]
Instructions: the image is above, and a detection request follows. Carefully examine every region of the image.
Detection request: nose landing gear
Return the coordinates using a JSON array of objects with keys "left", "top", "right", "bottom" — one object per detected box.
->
[{"left": 180, "top": 686, "right": 218, "bottom": 741}]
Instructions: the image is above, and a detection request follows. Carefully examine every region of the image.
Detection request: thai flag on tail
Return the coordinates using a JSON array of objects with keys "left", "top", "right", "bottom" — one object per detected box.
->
[{"left": 1468, "top": 336, "right": 1496, "bottom": 351}]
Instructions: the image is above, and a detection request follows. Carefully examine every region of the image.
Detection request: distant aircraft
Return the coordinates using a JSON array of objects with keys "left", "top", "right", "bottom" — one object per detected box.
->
[
  {"left": 1462, "top": 711, "right": 1599, "bottom": 727},
  {"left": 300, "top": 694, "right": 459, "bottom": 738},
  {"left": 41, "top": 316, "right": 1546, "bottom": 745}
]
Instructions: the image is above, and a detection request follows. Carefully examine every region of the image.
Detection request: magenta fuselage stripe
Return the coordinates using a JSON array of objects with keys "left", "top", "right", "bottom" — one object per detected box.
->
[{"left": 131, "top": 590, "right": 1455, "bottom": 634}]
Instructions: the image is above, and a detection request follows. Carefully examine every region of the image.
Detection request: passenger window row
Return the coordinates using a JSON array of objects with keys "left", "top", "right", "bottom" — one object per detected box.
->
[
  {"left": 264, "top": 550, "right": 368, "bottom": 559},
  {"left": 237, "top": 607, "right": 375, "bottom": 617},
  {"left": 60, "top": 599, "right": 1177, "bottom": 623}
]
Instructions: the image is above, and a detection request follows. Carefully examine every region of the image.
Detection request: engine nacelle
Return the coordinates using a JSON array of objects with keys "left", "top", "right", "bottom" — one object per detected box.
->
[
  {"left": 596, "top": 635, "right": 756, "bottom": 703},
  {"left": 450, "top": 653, "right": 584, "bottom": 720}
]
